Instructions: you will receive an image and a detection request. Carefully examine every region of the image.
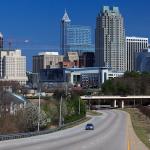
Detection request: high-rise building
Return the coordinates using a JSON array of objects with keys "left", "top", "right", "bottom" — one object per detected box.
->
[
  {"left": 79, "top": 52, "right": 95, "bottom": 67},
  {"left": 33, "top": 52, "right": 63, "bottom": 73},
  {"left": 95, "top": 6, "right": 126, "bottom": 71},
  {"left": 61, "top": 10, "right": 71, "bottom": 55},
  {"left": 0, "top": 32, "right": 3, "bottom": 49},
  {"left": 60, "top": 10, "right": 94, "bottom": 55},
  {"left": 126, "top": 37, "right": 148, "bottom": 71},
  {"left": 0, "top": 49, "right": 27, "bottom": 84},
  {"left": 136, "top": 49, "right": 150, "bottom": 72}
]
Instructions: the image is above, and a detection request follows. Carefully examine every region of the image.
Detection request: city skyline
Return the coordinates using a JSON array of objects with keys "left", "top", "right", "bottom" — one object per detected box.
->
[
  {"left": 0, "top": 1, "right": 150, "bottom": 148},
  {"left": 0, "top": 0, "right": 150, "bottom": 70}
]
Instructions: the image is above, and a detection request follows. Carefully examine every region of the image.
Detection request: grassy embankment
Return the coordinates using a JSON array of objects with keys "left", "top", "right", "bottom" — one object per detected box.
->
[{"left": 125, "top": 108, "right": 150, "bottom": 149}]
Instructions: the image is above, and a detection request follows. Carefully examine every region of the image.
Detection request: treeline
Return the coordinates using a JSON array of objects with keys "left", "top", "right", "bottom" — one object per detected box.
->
[
  {"left": 138, "top": 105, "right": 150, "bottom": 119},
  {"left": 101, "top": 71, "right": 150, "bottom": 95}
]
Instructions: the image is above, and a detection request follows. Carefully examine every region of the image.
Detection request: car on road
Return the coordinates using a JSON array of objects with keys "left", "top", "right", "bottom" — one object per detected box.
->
[{"left": 85, "top": 123, "right": 94, "bottom": 130}]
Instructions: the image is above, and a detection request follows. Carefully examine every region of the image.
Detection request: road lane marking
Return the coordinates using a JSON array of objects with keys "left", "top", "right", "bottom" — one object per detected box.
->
[
  {"left": 126, "top": 113, "right": 131, "bottom": 150},
  {"left": 128, "top": 140, "right": 131, "bottom": 150},
  {"left": 126, "top": 113, "right": 137, "bottom": 150}
]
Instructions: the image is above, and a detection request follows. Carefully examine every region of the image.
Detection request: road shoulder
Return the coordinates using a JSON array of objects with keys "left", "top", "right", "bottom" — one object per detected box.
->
[{"left": 125, "top": 111, "right": 149, "bottom": 150}]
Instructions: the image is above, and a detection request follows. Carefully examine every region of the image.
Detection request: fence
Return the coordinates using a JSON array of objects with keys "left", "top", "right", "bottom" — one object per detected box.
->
[{"left": 0, "top": 117, "right": 86, "bottom": 141}]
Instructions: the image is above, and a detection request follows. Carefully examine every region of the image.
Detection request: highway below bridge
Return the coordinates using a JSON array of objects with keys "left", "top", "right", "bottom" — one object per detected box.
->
[
  {"left": 0, "top": 110, "right": 148, "bottom": 150},
  {"left": 80, "top": 95, "right": 150, "bottom": 109}
]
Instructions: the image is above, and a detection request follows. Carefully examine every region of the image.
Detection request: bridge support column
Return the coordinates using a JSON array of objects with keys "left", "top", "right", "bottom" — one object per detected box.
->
[
  {"left": 113, "top": 100, "right": 117, "bottom": 108},
  {"left": 121, "top": 100, "right": 124, "bottom": 109}
]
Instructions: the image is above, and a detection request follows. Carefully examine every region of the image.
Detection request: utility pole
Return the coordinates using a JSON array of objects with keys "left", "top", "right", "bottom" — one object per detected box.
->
[
  {"left": 89, "top": 98, "right": 91, "bottom": 110},
  {"left": 37, "top": 73, "right": 41, "bottom": 132},
  {"left": 79, "top": 97, "right": 81, "bottom": 115},
  {"left": 134, "top": 85, "right": 136, "bottom": 107},
  {"left": 37, "top": 86, "right": 41, "bottom": 132},
  {"left": 59, "top": 96, "right": 63, "bottom": 127},
  {"left": 65, "top": 82, "right": 68, "bottom": 99}
]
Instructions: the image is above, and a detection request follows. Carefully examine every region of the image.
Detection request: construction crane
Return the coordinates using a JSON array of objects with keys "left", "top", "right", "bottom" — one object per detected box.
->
[{"left": 2, "top": 38, "right": 30, "bottom": 50}]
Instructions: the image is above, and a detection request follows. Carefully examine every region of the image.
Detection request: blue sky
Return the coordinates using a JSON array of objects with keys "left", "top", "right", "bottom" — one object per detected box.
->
[{"left": 0, "top": 0, "right": 150, "bottom": 70}]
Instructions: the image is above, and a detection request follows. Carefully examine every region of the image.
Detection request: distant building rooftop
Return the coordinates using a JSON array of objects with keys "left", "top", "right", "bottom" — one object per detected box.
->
[
  {"left": 102, "top": 6, "right": 119, "bottom": 13},
  {"left": 0, "top": 32, "right": 3, "bottom": 37},
  {"left": 126, "top": 36, "right": 148, "bottom": 40},
  {"left": 38, "top": 52, "right": 59, "bottom": 56},
  {"left": 0, "top": 91, "right": 27, "bottom": 104}
]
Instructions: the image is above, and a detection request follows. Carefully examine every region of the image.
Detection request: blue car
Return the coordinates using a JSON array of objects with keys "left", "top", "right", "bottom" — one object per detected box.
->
[{"left": 85, "top": 123, "right": 94, "bottom": 130}]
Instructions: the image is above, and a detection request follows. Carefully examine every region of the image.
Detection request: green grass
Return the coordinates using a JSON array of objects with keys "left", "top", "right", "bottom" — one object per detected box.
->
[
  {"left": 87, "top": 110, "right": 102, "bottom": 116},
  {"left": 64, "top": 114, "right": 86, "bottom": 124},
  {"left": 61, "top": 117, "right": 91, "bottom": 129},
  {"left": 125, "top": 108, "right": 150, "bottom": 149}
]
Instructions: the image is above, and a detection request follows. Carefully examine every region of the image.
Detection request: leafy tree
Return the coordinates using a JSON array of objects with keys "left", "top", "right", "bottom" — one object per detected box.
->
[
  {"left": 64, "top": 93, "right": 86, "bottom": 123},
  {"left": 101, "top": 72, "right": 150, "bottom": 96},
  {"left": 124, "top": 71, "right": 141, "bottom": 78},
  {"left": 19, "top": 105, "right": 48, "bottom": 131}
]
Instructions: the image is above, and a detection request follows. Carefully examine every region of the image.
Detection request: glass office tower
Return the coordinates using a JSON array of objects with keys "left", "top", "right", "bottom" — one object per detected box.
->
[{"left": 61, "top": 10, "right": 94, "bottom": 55}]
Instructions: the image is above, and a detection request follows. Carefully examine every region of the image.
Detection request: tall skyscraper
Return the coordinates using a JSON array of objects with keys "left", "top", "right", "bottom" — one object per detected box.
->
[
  {"left": 126, "top": 37, "right": 148, "bottom": 71},
  {"left": 0, "top": 32, "right": 3, "bottom": 49},
  {"left": 0, "top": 49, "right": 27, "bottom": 84},
  {"left": 60, "top": 10, "right": 94, "bottom": 55},
  {"left": 95, "top": 6, "right": 126, "bottom": 71},
  {"left": 61, "top": 10, "right": 71, "bottom": 55}
]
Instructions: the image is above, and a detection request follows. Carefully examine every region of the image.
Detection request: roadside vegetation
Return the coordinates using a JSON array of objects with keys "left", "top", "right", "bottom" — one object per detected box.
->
[
  {"left": 125, "top": 107, "right": 150, "bottom": 149},
  {"left": 0, "top": 105, "right": 48, "bottom": 133},
  {"left": 0, "top": 88, "right": 86, "bottom": 134},
  {"left": 101, "top": 71, "right": 150, "bottom": 97},
  {"left": 52, "top": 89, "right": 86, "bottom": 124}
]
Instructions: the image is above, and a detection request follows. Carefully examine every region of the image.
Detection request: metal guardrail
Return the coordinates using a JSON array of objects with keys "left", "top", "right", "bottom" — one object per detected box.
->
[{"left": 0, "top": 117, "right": 86, "bottom": 141}]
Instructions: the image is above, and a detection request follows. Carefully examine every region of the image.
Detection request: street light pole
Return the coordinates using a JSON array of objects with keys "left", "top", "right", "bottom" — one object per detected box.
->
[
  {"left": 65, "top": 82, "right": 68, "bottom": 96},
  {"left": 31, "top": 72, "right": 41, "bottom": 132},
  {"left": 35, "top": 73, "right": 41, "bottom": 132},
  {"left": 59, "top": 95, "right": 63, "bottom": 127},
  {"left": 37, "top": 85, "right": 41, "bottom": 132},
  {"left": 79, "top": 97, "right": 81, "bottom": 115}
]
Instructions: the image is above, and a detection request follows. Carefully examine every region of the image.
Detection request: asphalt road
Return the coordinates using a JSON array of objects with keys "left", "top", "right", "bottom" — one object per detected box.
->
[{"left": 0, "top": 110, "right": 129, "bottom": 150}]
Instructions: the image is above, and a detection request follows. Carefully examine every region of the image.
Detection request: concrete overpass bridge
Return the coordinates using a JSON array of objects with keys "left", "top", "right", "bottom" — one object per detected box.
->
[{"left": 80, "top": 95, "right": 150, "bottom": 109}]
